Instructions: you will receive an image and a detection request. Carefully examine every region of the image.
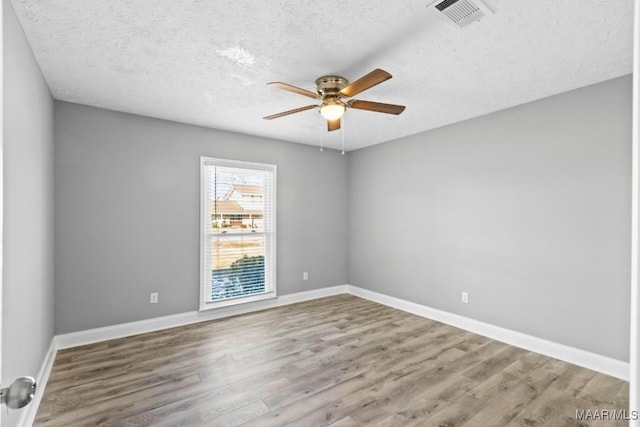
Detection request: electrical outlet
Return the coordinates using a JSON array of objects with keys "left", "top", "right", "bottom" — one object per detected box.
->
[
  {"left": 303, "top": 272, "right": 308, "bottom": 281},
  {"left": 461, "top": 292, "right": 469, "bottom": 304},
  {"left": 150, "top": 292, "right": 159, "bottom": 304}
]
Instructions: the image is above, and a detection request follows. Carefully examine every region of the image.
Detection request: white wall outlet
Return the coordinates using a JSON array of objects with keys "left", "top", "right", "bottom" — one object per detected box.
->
[
  {"left": 461, "top": 292, "right": 469, "bottom": 304},
  {"left": 303, "top": 272, "right": 308, "bottom": 281},
  {"left": 150, "top": 292, "right": 159, "bottom": 304}
]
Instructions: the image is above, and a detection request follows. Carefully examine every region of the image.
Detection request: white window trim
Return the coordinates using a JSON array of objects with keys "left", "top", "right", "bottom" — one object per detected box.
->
[{"left": 199, "top": 156, "right": 277, "bottom": 311}]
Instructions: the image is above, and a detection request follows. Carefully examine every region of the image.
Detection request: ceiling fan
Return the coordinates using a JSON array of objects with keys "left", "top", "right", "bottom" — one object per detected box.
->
[{"left": 263, "top": 69, "right": 406, "bottom": 132}]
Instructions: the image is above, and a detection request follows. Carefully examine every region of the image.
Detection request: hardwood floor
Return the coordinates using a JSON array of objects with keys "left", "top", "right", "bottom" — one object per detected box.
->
[{"left": 35, "top": 295, "right": 629, "bottom": 426}]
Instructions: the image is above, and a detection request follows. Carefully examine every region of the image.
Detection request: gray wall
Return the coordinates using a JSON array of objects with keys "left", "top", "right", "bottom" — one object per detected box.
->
[
  {"left": 349, "top": 76, "right": 632, "bottom": 361},
  {"left": 3, "top": 0, "right": 55, "bottom": 425},
  {"left": 54, "top": 102, "right": 348, "bottom": 334}
]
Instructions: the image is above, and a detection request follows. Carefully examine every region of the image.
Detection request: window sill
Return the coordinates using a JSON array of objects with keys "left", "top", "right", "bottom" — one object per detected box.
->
[{"left": 199, "top": 290, "right": 276, "bottom": 312}]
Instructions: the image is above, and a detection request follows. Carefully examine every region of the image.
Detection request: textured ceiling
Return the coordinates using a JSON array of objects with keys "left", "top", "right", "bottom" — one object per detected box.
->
[{"left": 11, "top": 0, "right": 634, "bottom": 151}]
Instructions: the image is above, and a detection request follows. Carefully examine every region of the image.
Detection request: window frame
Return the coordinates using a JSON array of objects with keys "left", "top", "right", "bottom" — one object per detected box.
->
[{"left": 199, "top": 156, "right": 277, "bottom": 311}]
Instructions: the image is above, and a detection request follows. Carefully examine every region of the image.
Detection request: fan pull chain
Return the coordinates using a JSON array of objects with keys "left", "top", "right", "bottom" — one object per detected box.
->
[
  {"left": 319, "top": 113, "right": 324, "bottom": 152},
  {"left": 341, "top": 115, "right": 345, "bottom": 155}
]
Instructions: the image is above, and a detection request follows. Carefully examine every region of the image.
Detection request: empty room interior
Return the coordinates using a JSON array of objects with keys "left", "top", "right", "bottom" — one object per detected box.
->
[{"left": 3, "top": 0, "right": 640, "bottom": 426}]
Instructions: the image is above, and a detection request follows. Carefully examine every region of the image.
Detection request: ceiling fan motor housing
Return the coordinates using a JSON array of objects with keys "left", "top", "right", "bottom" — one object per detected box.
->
[
  {"left": 315, "top": 76, "right": 348, "bottom": 96},
  {"left": 315, "top": 76, "right": 349, "bottom": 118}
]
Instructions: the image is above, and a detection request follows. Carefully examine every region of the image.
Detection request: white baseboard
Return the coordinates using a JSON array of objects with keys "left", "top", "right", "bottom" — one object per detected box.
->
[
  {"left": 54, "top": 283, "right": 630, "bottom": 380},
  {"left": 55, "top": 285, "right": 348, "bottom": 350},
  {"left": 17, "top": 338, "right": 56, "bottom": 427},
  {"left": 25, "top": 283, "right": 628, "bottom": 426},
  {"left": 345, "top": 285, "right": 630, "bottom": 381}
]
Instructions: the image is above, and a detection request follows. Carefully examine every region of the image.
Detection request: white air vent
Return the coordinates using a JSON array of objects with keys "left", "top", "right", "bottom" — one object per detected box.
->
[{"left": 431, "top": 0, "right": 493, "bottom": 28}]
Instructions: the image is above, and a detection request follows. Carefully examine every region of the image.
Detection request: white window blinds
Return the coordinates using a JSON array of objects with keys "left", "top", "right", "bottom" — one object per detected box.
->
[{"left": 200, "top": 157, "right": 276, "bottom": 309}]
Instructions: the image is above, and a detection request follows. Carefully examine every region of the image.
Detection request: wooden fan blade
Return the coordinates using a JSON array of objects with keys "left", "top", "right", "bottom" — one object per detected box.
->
[
  {"left": 339, "top": 69, "right": 392, "bottom": 98},
  {"left": 263, "top": 105, "right": 317, "bottom": 120},
  {"left": 327, "top": 118, "right": 341, "bottom": 132},
  {"left": 267, "top": 82, "right": 320, "bottom": 99},
  {"left": 348, "top": 100, "right": 406, "bottom": 115}
]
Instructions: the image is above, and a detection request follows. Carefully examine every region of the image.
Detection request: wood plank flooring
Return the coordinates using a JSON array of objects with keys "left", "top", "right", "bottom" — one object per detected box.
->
[{"left": 34, "top": 295, "right": 629, "bottom": 426}]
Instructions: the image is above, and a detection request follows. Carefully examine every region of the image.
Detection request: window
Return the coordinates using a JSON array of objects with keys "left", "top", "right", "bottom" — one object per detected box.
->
[{"left": 200, "top": 157, "right": 276, "bottom": 310}]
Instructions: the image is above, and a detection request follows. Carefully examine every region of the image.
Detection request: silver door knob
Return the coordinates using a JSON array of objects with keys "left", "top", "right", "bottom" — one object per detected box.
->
[{"left": 0, "top": 376, "right": 36, "bottom": 409}]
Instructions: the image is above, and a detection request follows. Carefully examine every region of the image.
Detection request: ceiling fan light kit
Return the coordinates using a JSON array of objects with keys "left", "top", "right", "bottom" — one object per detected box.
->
[
  {"left": 319, "top": 98, "right": 346, "bottom": 120},
  {"left": 264, "top": 68, "right": 406, "bottom": 132}
]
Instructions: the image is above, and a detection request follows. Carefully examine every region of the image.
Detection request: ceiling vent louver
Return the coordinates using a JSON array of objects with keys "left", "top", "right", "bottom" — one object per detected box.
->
[{"left": 431, "top": 0, "right": 493, "bottom": 28}]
